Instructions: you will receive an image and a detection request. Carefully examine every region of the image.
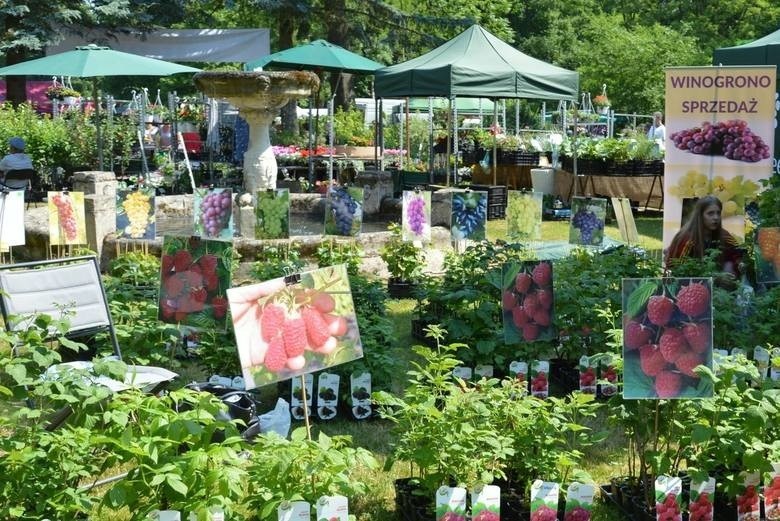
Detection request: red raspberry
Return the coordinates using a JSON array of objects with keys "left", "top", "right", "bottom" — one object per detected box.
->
[
  {"left": 163, "top": 273, "right": 186, "bottom": 297},
  {"left": 602, "top": 366, "right": 617, "bottom": 382},
  {"left": 191, "top": 286, "right": 208, "bottom": 303},
  {"left": 198, "top": 253, "right": 219, "bottom": 274},
  {"left": 160, "top": 299, "right": 177, "bottom": 319},
  {"left": 659, "top": 328, "right": 688, "bottom": 363},
  {"left": 203, "top": 272, "right": 218, "bottom": 291},
  {"left": 161, "top": 254, "right": 174, "bottom": 273},
  {"left": 532, "top": 262, "right": 552, "bottom": 287},
  {"left": 522, "top": 323, "right": 539, "bottom": 341},
  {"left": 437, "top": 513, "right": 466, "bottom": 521},
  {"left": 640, "top": 344, "right": 667, "bottom": 376},
  {"left": 655, "top": 370, "right": 682, "bottom": 398},
  {"left": 664, "top": 493, "right": 677, "bottom": 507},
  {"left": 682, "top": 322, "right": 710, "bottom": 353},
  {"left": 512, "top": 306, "right": 530, "bottom": 327},
  {"left": 301, "top": 306, "right": 331, "bottom": 348},
  {"left": 580, "top": 367, "right": 596, "bottom": 386},
  {"left": 624, "top": 320, "right": 653, "bottom": 350},
  {"left": 523, "top": 293, "right": 541, "bottom": 315},
  {"left": 676, "top": 282, "right": 710, "bottom": 317},
  {"left": 536, "top": 289, "right": 553, "bottom": 309},
  {"left": 211, "top": 295, "right": 228, "bottom": 319},
  {"left": 282, "top": 316, "right": 308, "bottom": 357},
  {"left": 323, "top": 313, "right": 348, "bottom": 336},
  {"left": 311, "top": 291, "right": 336, "bottom": 314},
  {"left": 502, "top": 291, "right": 517, "bottom": 310},
  {"left": 564, "top": 506, "right": 590, "bottom": 521},
  {"left": 173, "top": 250, "right": 193, "bottom": 272},
  {"left": 473, "top": 511, "right": 500, "bottom": 521},
  {"left": 260, "top": 304, "right": 286, "bottom": 342},
  {"left": 675, "top": 351, "right": 703, "bottom": 378},
  {"left": 515, "top": 272, "right": 533, "bottom": 294},
  {"left": 532, "top": 309, "right": 551, "bottom": 326},
  {"left": 264, "top": 336, "right": 287, "bottom": 372},
  {"left": 530, "top": 505, "right": 557, "bottom": 521},
  {"left": 647, "top": 295, "right": 675, "bottom": 326}
]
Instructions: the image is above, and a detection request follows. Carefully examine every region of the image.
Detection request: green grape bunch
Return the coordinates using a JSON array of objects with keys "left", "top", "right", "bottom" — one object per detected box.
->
[
  {"left": 669, "top": 170, "right": 760, "bottom": 217},
  {"left": 507, "top": 192, "right": 542, "bottom": 241},
  {"left": 256, "top": 191, "right": 290, "bottom": 239}
]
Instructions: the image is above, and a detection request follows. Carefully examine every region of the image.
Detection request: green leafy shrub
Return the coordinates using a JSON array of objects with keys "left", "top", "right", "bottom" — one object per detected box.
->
[{"left": 380, "top": 223, "right": 426, "bottom": 282}]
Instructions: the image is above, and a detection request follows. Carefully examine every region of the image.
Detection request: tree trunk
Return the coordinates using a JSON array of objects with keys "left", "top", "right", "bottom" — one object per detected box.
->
[
  {"left": 278, "top": 14, "right": 299, "bottom": 136},
  {"left": 4, "top": 17, "right": 28, "bottom": 107},
  {"left": 326, "top": 0, "right": 353, "bottom": 111}
]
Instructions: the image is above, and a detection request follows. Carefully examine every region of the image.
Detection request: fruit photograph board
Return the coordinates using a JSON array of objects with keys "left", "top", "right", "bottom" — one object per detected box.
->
[
  {"left": 315, "top": 494, "right": 348, "bottom": 521},
  {"left": 194, "top": 187, "right": 234, "bottom": 240},
  {"left": 689, "top": 477, "right": 715, "bottom": 521},
  {"left": 610, "top": 197, "right": 639, "bottom": 244},
  {"left": 451, "top": 190, "right": 487, "bottom": 241},
  {"left": 227, "top": 264, "right": 364, "bottom": 390},
  {"left": 569, "top": 196, "right": 606, "bottom": 246},
  {"left": 470, "top": 485, "right": 500, "bottom": 521},
  {"left": 255, "top": 188, "right": 290, "bottom": 240},
  {"left": 736, "top": 472, "right": 761, "bottom": 520},
  {"left": 116, "top": 188, "right": 156, "bottom": 240},
  {"left": 654, "top": 475, "right": 683, "bottom": 521},
  {"left": 501, "top": 260, "right": 555, "bottom": 344},
  {"left": 401, "top": 190, "right": 431, "bottom": 242},
  {"left": 0, "top": 190, "right": 25, "bottom": 249},
  {"left": 529, "top": 480, "right": 559, "bottom": 521},
  {"left": 48, "top": 191, "right": 87, "bottom": 245},
  {"left": 755, "top": 227, "right": 780, "bottom": 284},
  {"left": 435, "top": 486, "right": 467, "bottom": 521},
  {"left": 325, "top": 185, "right": 363, "bottom": 236},
  {"left": 564, "top": 482, "right": 595, "bottom": 521},
  {"left": 506, "top": 190, "right": 543, "bottom": 242},
  {"left": 158, "top": 236, "right": 233, "bottom": 330},
  {"left": 622, "top": 277, "right": 714, "bottom": 399},
  {"left": 763, "top": 463, "right": 780, "bottom": 520},
  {"left": 663, "top": 66, "right": 776, "bottom": 251}
]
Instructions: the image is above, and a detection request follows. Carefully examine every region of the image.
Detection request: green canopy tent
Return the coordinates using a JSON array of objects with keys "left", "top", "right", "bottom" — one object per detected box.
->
[
  {"left": 0, "top": 44, "right": 200, "bottom": 171},
  {"left": 245, "top": 39, "right": 384, "bottom": 184},
  {"left": 714, "top": 29, "right": 780, "bottom": 167},
  {"left": 375, "top": 24, "right": 578, "bottom": 184}
]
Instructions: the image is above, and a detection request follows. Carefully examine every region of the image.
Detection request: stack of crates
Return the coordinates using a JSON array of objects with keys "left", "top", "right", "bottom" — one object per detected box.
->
[{"left": 469, "top": 184, "right": 508, "bottom": 220}]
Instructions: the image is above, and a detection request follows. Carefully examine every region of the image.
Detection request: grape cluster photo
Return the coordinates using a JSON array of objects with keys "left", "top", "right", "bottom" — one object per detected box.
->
[
  {"left": 116, "top": 189, "right": 156, "bottom": 240},
  {"left": 569, "top": 196, "right": 606, "bottom": 246},
  {"left": 755, "top": 227, "right": 780, "bottom": 283},
  {"left": 325, "top": 185, "right": 363, "bottom": 236},
  {"left": 451, "top": 191, "right": 487, "bottom": 241},
  {"left": 402, "top": 190, "right": 431, "bottom": 242},
  {"left": 255, "top": 189, "right": 290, "bottom": 239},
  {"left": 670, "top": 119, "right": 770, "bottom": 163},
  {"left": 48, "top": 191, "right": 86, "bottom": 245},
  {"left": 506, "top": 190, "right": 543, "bottom": 241},
  {"left": 195, "top": 188, "right": 233, "bottom": 239},
  {"left": 622, "top": 277, "right": 713, "bottom": 399},
  {"left": 669, "top": 171, "right": 760, "bottom": 218},
  {"left": 502, "top": 260, "right": 555, "bottom": 344}
]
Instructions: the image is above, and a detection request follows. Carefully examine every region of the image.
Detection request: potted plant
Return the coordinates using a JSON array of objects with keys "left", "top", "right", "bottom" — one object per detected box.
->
[
  {"left": 380, "top": 222, "right": 426, "bottom": 298},
  {"left": 46, "top": 85, "right": 81, "bottom": 104}
]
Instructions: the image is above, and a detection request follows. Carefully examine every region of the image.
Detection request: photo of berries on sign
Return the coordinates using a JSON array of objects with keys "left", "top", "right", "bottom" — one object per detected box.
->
[
  {"left": 569, "top": 197, "right": 606, "bottom": 246},
  {"left": 194, "top": 187, "right": 233, "bottom": 240},
  {"left": 451, "top": 191, "right": 487, "bottom": 241},
  {"left": 736, "top": 471, "right": 761, "bottom": 521},
  {"left": 622, "top": 277, "right": 714, "bottom": 399},
  {"left": 402, "top": 190, "right": 431, "bottom": 242},
  {"left": 48, "top": 191, "right": 87, "bottom": 245},
  {"left": 763, "top": 464, "right": 780, "bottom": 520},
  {"left": 689, "top": 477, "right": 715, "bottom": 521},
  {"left": 654, "top": 475, "right": 683, "bottom": 521},
  {"left": 755, "top": 227, "right": 780, "bottom": 284},
  {"left": 502, "top": 260, "right": 555, "bottom": 344},
  {"left": 325, "top": 185, "right": 363, "bottom": 236},
  {"left": 158, "top": 236, "right": 233, "bottom": 329},
  {"left": 227, "top": 264, "right": 363, "bottom": 389},
  {"left": 255, "top": 188, "right": 290, "bottom": 240},
  {"left": 116, "top": 188, "right": 156, "bottom": 240},
  {"left": 530, "top": 480, "right": 559, "bottom": 521}
]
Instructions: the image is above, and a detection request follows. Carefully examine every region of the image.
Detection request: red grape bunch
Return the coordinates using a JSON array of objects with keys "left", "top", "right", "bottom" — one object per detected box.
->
[
  {"left": 51, "top": 192, "right": 78, "bottom": 241},
  {"left": 406, "top": 195, "right": 427, "bottom": 236},
  {"left": 670, "top": 120, "right": 770, "bottom": 163},
  {"left": 200, "top": 190, "right": 232, "bottom": 237}
]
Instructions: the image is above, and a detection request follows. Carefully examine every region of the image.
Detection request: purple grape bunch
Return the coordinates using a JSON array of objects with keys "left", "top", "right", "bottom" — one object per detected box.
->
[
  {"left": 571, "top": 207, "right": 604, "bottom": 244},
  {"left": 406, "top": 195, "right": 427, "bottom": 236},
  {"left": 200, "top": 190, "right": 232, "bottom": 237},
  {"left": 670, "top": 119, "right": 770, "bottom": 163},
  {"left": 329, "top": 186, "right": 358, "bottom": 235}
]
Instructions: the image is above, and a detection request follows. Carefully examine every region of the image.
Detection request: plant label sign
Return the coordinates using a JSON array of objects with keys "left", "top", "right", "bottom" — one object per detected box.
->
[
  {"left": 317, "top": 372, "right": 339, "bottom": 420},
  {"left": 151, "top": 511, "right": 181, "bottom": 521},
  {"left": 755, "top": 346, "right": 771, "bottom": 379},
  {"left": 436, "top": 486, "right": 467, "bottom": 521},
  {"left": 579, "top": 355, "right": 597, "bottom": 395},
  {"left": 654, "top": 475, "right": 682, "bottom": 521},
  {"left": 530, "top": 480, "right": 559, "bottom": 521},
  {"left": 771, "top": 348, "right": 780, "bottom": 381},
  {"left": 0, "top": 190, "right": 24, "bottom": 250},
  {"left": 116, "top": 188, "right": 156, "bottom": 240},
  {"left": 316, "top": 495, "right": 348, "bottom": 521},
  {"left": 599, "top": 353, "right": 619, "bottom": 398},
  {"left": 470, "top": 484, "right": 500, "bottom": 521},
  {"left": 194, "top": 187, "right": 234, "bottom": 240},
  {"left": 48, "top": 191, "right": 87, "bottom": 245},
  {"left": 689, "top": 477, "right": 715, "bottom": 521},
  {"left": 736, "top": 471, "right": 760, "bottom": 520},
  {"left": 713, "top": 348, "right": 729, "bottom": 375},
  {"left": 290, "top": 374, "right": 313, "bottom": 420},
  {"left": 531, "top": 360, "right": 550, "bottom": 399},
  {"left": 350, "top": 371, "right": 372, "bottom": 420},
  {"left": 227, "top": 264, "right": 364, "bottom": 390},
  {"left": 509, "top": 361, "right": 529, "bottom": 395},
  {"left": 256, "top": 188, "right": 290, "bottom": 239},
  {"left": 501, "top": 260, "right": 555, "bottom": 344},
  {"left": 402, "top": 190, "right": 431, "bottom": 242},
  {"left": 474, "top": 365, "right": 494, "bottom": 379},
  {"left": 565, "top": 482, "right": 595, "bottom": 521},
  {"left": 764, "top": 463, "right": 780, "bottom": 520},
  {"left": 277, "top": 501, "right": 310, "bottom": 521},
  {"left": 452, "top": 366, "right": 473, "bottom": 381}
]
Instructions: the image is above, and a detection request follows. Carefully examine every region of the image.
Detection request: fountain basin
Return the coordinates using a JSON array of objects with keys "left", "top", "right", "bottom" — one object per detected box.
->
[{"left": 193, "top": 71, "right": 319, "bottom": 111}]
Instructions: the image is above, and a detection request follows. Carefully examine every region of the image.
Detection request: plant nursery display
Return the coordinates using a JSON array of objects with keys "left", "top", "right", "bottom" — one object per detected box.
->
[
  {"left": 622, "top": 277, "right": 713, "bottom": 399},
  {"left": 325, "top": 185, "right": 363, "bottom": 236},
  {"left": 157, "top": 236, "right": 233, "bottom": 329},
  {"left": 227, "top": 264, "right": 363, "bottom": 389},
  {"left": 0, "top": 190, "right": 25, "bottom": 250},
  {"left": 569, "top": 197, "right": 606, "bottom": 246},
  {"left": 506, "top": 190, "right": 542, "bottom": 242},
  {"left": 755, "top": 227, "right": 780, "bottom": 283},
  {"left": 501, "top": 260, "right": 555, "bottom": 343},
  {"left": 402, "top": 189, "right": 431, "bottom": 242},
  {"left": 48, "top": 190, "right": 87, "bottom": 245},
  {"left": 451, "top": 190, "right": 487, "bottom": 241},
  {"left": 255, "top": 188, "right": 290, "bottom": 239},
  {"left": 116, "top": 187, "right": 156, "bottom": 240},
  {"left": 194, "top": 187, "right": 233, "bottom": 240}
]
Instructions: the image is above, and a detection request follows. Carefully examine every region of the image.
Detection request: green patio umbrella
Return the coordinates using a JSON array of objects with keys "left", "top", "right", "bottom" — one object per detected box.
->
[{"left": 0, "top": 44, "right": 201, "bottom": 170}]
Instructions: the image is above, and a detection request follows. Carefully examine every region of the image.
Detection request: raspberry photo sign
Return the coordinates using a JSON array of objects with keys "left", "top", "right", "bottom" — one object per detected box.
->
[
  {"left": 194, "top": 187, "right": 234, "bottom": 240},
  {"left": 226, "top": 264, "right": 364, "bottom": 390},
  {"left": 48, "top": 191, "right": 87, "bottom": 246},
  {"left": 158, "top": 236, "right": 233, "bottom": 330},
  {"left": 501, "top": 260, "right": 555, "bottom": 344},
  {"left": 622, "top": 277, "right": 714, "bottom": 399},
  {"left": 116, "top": 188, "right": 156, "bottom": 240}
]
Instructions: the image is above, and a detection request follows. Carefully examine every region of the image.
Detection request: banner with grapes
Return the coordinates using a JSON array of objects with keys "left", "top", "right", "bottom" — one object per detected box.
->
[
  {"left": 506, "top": 190, "right": 543, "bottom": 242},
  {"left": 401, "top": 190, "right": 431, "bottom": 242},
  {"left": 255, "top": 189, "right": 290, "bottom": 239},
  {"left": 158, "top": 236, "right": 233, "bottom": 330},
  {"left": 569, "top": 197, "right": 606, "bottom": 246},
  {"left": 226, "top": 264, "right": 364, "bottom": 390},
  {"left": 610, "top": 197, "right": 639, "bottom": 244},
  {"left": 501, "top": 260, "right": 555, "bottom": 344},
  {"left": 0, "top": 190, "right": 25, "bottom": 250},
  {"left": 194, "top": 188, "right": 234, "bottom": 240},
  {"left": 451, "top": 190, "right": 487, "bottom": 241},
  {"left": 116, "top": 188, "right": 156, "bottom": 240},
  {"left": 622, "top": 277, "right": 714, "bottom": 399},
  {"left": 755, "top": 227, "right": 780, "bottom": 284},
  {"left": 48, "top": 191, "right": 87, "bottom": 246},
  {"left": 325, "top": 186, "right": 363, "bottom": 237},
  {"left": 663, "top": 66, "right": 776, "bottom": 251}
]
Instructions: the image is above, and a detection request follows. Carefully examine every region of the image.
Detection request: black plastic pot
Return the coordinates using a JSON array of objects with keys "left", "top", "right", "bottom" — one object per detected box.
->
[
  {"left": 394, "top": 478, "right": 435, "bottom": 521},
  {"left": 388, "top": 278, "right": 416, "bottom": 299}
]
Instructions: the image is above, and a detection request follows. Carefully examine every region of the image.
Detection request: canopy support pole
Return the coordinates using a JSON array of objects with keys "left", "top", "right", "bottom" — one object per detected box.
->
[
  {"left": 93, "top": 79, "right": 104, "bottom": 171},
  {"left": 307, "top": 97, "right": 314, "bottom": 184},
  {"left": 492, "top": 101, "right": 498, "bottom": 185},
  {"left": 452, "top": 95, "right": 458, "bottom": 186},
  {"left": 428, "top": 97, "right": 434, "bottom": 184}
]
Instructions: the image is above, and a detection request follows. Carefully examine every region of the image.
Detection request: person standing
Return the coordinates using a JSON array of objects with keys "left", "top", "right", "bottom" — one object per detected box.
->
[
  {"left": 647, "top": 112, "right": 666, "bottom": 141},
  {"left": 0, "top": 137, "right": 33, "bottom": 176}
]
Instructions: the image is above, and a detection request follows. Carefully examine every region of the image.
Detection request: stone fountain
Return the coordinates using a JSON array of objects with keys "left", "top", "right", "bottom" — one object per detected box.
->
[{"left": 193, "top": 71, "right": 319, "bottom": 195}]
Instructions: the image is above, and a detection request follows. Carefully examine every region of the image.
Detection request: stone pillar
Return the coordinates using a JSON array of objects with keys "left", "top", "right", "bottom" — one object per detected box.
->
[
  {"left": 354, "top": 170, "right": 394, "bottom": 215},
  {"left": 242, "top": 108, "right": 278, "bottom": 195},
  {"left": 71, "top": 171, "right": 117, "bottom": 258}
]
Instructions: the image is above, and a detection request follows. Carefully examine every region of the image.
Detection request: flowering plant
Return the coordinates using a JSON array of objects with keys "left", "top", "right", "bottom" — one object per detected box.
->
[
  {"left": 46, "top": 85, "right": 80, "bottom": 100},
  {"left": 176, "top": 98, "right": 205, "bottom": 123},
  {"left": 593, "top": 94, "right": 610, "bottom": 107}
]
